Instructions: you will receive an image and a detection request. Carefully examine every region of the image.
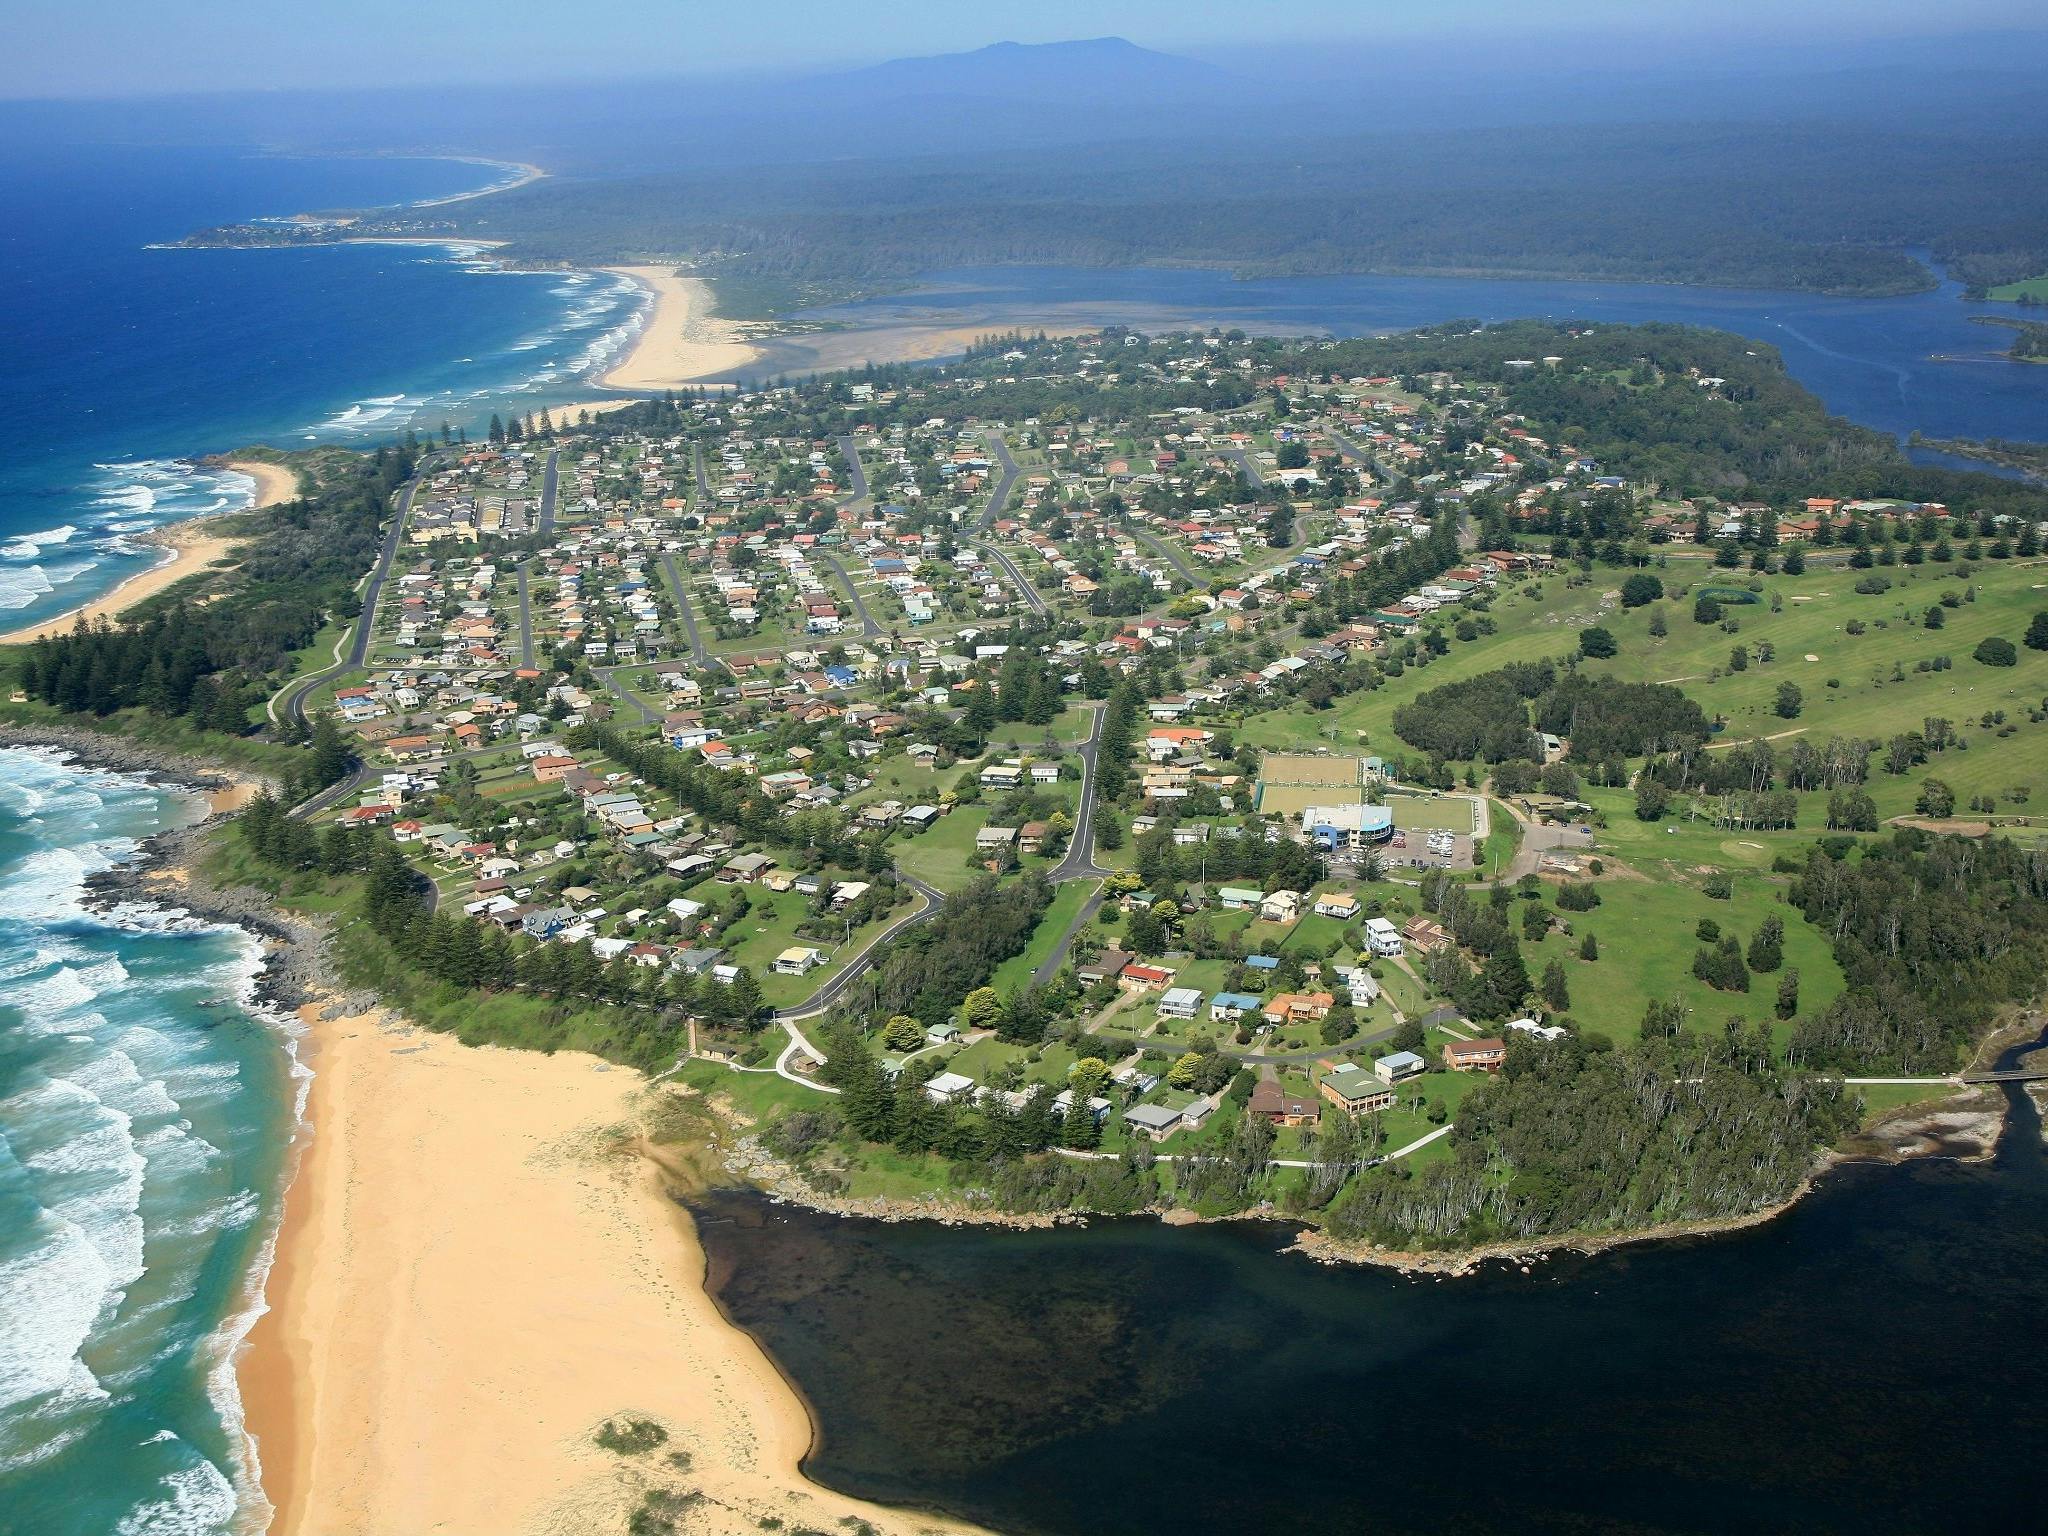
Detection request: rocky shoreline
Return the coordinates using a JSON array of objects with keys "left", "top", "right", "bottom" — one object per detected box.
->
[{"left": 0, "top": 725, "right": 360, "bottom": 1018}]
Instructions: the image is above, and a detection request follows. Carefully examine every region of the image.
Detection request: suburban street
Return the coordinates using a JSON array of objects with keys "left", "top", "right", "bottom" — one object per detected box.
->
[
  {"left": 974, "top": 429, "right": 1021, "bottom": 532},
  {"left": 276, "top": 472, "right": 420, "bottom": 732},
  {"left": 658, "top": 548, "right": 710, "bottom": 663},
  {"left": 535, "top": 448, "right": 560, "bottom": 539},
  {"left": 969, "top": 535, "right": 1048, "bottom": 615},
  {"left": 818, "top": 550, "right": 883, "bottom": 636},
  {"left": 1129, "top": 528, "right": 1200, "bottom": 587},
  {"left": 774, "top": 872, "right": 947, "bottom": 1021}
]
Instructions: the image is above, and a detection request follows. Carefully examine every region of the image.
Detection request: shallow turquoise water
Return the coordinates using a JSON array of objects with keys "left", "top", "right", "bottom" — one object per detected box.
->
[{"left": 0, "top": 749, "right": 296, "bottom": 1535}]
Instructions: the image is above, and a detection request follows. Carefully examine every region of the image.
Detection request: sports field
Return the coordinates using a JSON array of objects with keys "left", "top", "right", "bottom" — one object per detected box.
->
[
  {"left": 1385, "top": 794, "right": 1480, "bottom": 833},
  {"left": 1258, "top": 782, "right": 1361, "bottom": 815},
  {"left": 1259, "top": 752, "right": 1363, "bottom": 787}
]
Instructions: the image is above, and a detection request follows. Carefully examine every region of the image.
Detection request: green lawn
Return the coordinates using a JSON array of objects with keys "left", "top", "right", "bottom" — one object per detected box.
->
[
  {"left": 1515, "top": 871, "right": 1844, "bottom": 1046},
  {"left": 989, "top": 878, "right": 1099, "bottom": 994},
  {"left": 890, "top": 804, "right": 991, "bottom": 892},
  {"left": 1986, "top": 274, "right": 2048, "bottom": 302}
]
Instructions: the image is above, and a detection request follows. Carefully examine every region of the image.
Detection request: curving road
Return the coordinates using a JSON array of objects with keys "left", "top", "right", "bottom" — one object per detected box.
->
[
  {"left": 278, "top": 474, "right": 419, "bottom": 732},
  {"left": 975, "top": 430, "right": 1021, "bottom": 533},
  {"left": 968, "top": 536, "right": 1048, "bottom": 617},
  {"left": 774, "top": 873, "right": 946, "bottom": 1022},
  {"left": 1050, "top": 701, "right": 1109, "bottom": 883},
  {"left": 1222, "top": 446, "right": 1267, "bottom": 491}
]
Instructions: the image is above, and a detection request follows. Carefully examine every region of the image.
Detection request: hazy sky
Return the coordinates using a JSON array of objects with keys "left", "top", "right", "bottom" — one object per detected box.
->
[{"left": 8, "top": 0, "right": 2046, "bottom": 98}]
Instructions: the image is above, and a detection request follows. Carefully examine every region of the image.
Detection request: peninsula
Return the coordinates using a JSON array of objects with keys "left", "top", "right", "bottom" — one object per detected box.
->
[{"left": 6, "top": 318, "right": 2046, "bottom": 1526}]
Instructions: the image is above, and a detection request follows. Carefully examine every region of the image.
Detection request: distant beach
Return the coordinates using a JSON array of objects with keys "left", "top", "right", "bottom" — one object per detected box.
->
[
  {"left": 239, "top": 1004, "right": 978, "bottom": 1536},
  {"left": 600, "top": 265, "right": 761, "bottom": 388},
  {"left": 0, "top": 460, "right": 296, "bottom": 643}
]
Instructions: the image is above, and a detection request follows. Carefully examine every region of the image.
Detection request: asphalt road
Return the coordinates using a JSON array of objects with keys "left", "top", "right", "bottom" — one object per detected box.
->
[
  {"left": 1222, "top": 446, "right": 1267, "bottom": 491},
  {"left": 835, "top": 435, "right": 871, "bottom": 503},
  {"left": 278, "top": 474, "right": 418, "bottom": 732},
  {"left": 1129, "top": 528, "right": 1200, "bottom": 588},
  {"left": 515, "top": 563, "right": 536, "bottom": 668},
  {"left": 536, "top": 449, "right": 561, "bottom": 539},
  {"left": 975, "top": 430, "right": 1021, "bottom": 532},
  {"left": 968, "top": 536, "right": 1048, "bottom": 616},
  {"left": 818, "top": 550, "right": 883, "bottom": 636},
  {"left": 774, "top": 873, "right": 946, "bottom": 1021},
  {"left": 658, "top": 549, "right": 710, "bottom": 664},
  {"left": 1049, "top": 700, "right": 1110, "bottom": 883}
]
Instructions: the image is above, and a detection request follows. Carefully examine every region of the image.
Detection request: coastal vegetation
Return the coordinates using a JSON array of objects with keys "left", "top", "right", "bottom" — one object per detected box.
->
[{"left": 20, "top": 313, "right": 2048, "bottom": 1265}]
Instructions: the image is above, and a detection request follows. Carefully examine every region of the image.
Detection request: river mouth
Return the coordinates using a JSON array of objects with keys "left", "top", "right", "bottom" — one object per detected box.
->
[{"left": 691, "top": 1020, "right": 2048, "bottom": 1535}]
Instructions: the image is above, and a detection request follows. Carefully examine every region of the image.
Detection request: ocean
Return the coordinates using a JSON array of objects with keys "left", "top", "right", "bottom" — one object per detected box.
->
[
  {"left": 0, "top": 143, "right": 646, "bottom": 1535},
  {"left": 0, "top": 143, "right": 644, "bottom": 636},
  {"left": 1, "top": 137, "right": 2044, "bottom": 1536},
  {"left": 0, "top": 749, "right": 291, "bottom": 1536}
]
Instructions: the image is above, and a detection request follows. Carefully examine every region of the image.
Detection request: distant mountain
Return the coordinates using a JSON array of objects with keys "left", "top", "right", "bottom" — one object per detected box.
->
[{"left": 819, "top": 37, "right": 1228, "bottom": 102}]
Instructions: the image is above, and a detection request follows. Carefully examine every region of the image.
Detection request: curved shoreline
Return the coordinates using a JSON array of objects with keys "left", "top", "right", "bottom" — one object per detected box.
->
[
  {"left": 0, "top": 459, "right": 296, "bottom": 644},
  {"left": 598, "top": 265, "right": 760, "bottom": 389}
]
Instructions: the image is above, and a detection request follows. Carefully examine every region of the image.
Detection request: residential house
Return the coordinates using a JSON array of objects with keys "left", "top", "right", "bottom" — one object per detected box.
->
[
  {"left": 1318, "top": 1063, "right": 1396, "bottom": 1117},
  {"left": 1444, "top": 1037, "right": 1507, "bottom": 1073}
]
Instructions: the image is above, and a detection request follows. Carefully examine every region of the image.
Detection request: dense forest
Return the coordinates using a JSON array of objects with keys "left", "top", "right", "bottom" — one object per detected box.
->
[
  {"left": 1393, "top": 661, "right": 1709, "bottom": 765},
  {"left": 1787, "top": 831, "right": 2048, "bottom": 1073},
  {"left": 376, "top": 121, "right": 2048, "bottom": 301}
]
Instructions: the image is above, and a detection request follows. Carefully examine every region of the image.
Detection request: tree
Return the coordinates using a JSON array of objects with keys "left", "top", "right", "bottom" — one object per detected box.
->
[
  {"left": 1915, "top": 778, "right": 1955, "bottom": 818},
  {"left": 1773, "top": 682, "right": 1803, "bottom": 719},
  {"left": 1579, "top": 932, "right": 1599, "bottom": 961},
  {"left": 1578, "top": 626, "right": 1617, "bottom": 660},
  {"left": 1620, "top": 574, "right": 1664, "bottom": 608},
  {"left": 881, "top": 1015, "right": 925, "bottom": 1052},
  {"left": 2026, "top": 612, "right": 2048, "bottom": 652},
  {"left": 1775, "top": 969, "right": 1800, "bottom": 1020},
  {"left": 1540, "top": 959, "right": 1571, "bottom": 1011},
  {"left": 1745, "top": 915, "right": 1784, "bottom": 974},
  {"left": 961, "top": 987, "right": 1005, "bottom": 1031},
  {"left": 1166, "top": 1051, "right": 1202, "bottom": 1090},
  {"left": 1648, "top": 608, "right": 1668, "bottom": 638},
  {"left": 1923, "top": 605, "right": 1946, "bottom": 630},
  {"left": 1694, "top": 594, "right": 1723, "bottom": 625},
  {"left": 1972, "top": 637, "right": 2018, "bottom": 667},
  {"left": 1634, "top": 777, "right": 1670, "bottom": 821}
]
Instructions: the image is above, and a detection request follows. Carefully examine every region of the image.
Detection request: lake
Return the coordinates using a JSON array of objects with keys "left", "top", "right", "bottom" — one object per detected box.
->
[{"left": 741, "top": 261, "right": 2048, "bottom": 466}]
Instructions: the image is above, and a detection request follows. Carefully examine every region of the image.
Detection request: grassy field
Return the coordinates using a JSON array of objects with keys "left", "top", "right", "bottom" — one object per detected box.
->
[
  {"left": 1228, "top": 561, "right": 2048, "bottom": 831},
  {"left": 1986, "top": 274, "right": 2048, "bottom": 302},
  {"left": 1234, "top": 559, "right": 2048, "bottom": 826},
  {"left": 988, "top": 878, "right": 1099, "bottom": 994},
  {"left": 1514, "top": 871, "right": 1844, "bottom": 1046}
]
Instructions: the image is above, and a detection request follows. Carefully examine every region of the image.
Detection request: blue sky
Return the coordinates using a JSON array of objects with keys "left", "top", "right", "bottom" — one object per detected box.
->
[{"left": 8, "top": 0, "right": 2046, "bottom": 98}]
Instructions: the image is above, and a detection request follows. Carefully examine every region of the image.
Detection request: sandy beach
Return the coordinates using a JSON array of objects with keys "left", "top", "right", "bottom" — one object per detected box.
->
[
  {"left": 600, "top": 266, "right": 761, "bottom": 388},
  {"left": 241, "top": 1004, "right": 976, "bottom": 1536},
  {"left": 0, "top": 459, "right": 296, "bottom": 644}
]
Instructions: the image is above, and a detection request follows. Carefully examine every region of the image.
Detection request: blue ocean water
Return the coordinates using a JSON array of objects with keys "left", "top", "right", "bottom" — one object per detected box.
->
[
  {"left": 769, "top": 260, "right": 2048, "bottom": 460},
  {"left": 0, "top": 144, "right": 647, "bottom": 1535},
  {"left": 0, "top": 144, "right": 643, "bottom": 635},
  {"left": 0, "top": 748, "right": 294, "bottom": 1536}
]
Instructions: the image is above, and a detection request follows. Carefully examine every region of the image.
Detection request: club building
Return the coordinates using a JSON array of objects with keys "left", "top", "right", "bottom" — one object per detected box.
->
[{"left": 1300, "top": 802, "right": 1395, "bottom": 852}]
